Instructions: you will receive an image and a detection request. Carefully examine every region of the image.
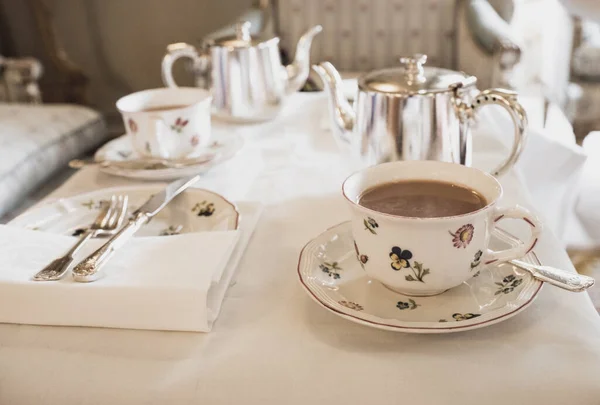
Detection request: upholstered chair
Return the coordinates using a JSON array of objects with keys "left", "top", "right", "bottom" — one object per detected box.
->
[{"left": 274, "top": 0, "right": 521, "bottom": 89}]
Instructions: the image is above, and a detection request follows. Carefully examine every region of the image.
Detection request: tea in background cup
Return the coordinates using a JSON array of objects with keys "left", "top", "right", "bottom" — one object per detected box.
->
[
  {"left": 343, "top": 161, "right": 542, "bottom": 296},
  {"left": 116, "top": 87, "right": 212, "bottom": 159}
]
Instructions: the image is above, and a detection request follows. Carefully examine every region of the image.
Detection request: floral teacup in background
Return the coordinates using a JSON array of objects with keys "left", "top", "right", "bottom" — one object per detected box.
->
[
  {"left": 343, "top": 161, "right": 542, "bottom": 297},
  {"left": 116, "top": 87, "right": 212, "bottom": 160}
]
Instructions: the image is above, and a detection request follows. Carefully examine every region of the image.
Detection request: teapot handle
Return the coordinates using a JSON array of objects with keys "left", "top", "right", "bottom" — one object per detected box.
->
[
  {"left": 161, "top": 43, "right": 209, "bottom": 88},
  {"left": 469, "top": 89, "right": 528, "bottom": 177}
]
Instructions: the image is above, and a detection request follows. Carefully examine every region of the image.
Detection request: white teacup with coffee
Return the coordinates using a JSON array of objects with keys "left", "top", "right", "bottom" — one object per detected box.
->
[
  {"left": 343, "top": 161, "right": 542, "bottom": 296},
  {"left": 116, "top": 87, "right": 212, "bottom": 159}
]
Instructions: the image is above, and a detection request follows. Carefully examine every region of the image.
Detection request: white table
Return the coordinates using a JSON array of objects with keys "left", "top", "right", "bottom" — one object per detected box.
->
[{"left": 1, "top": 93, "right": 600, "bottom": 405}]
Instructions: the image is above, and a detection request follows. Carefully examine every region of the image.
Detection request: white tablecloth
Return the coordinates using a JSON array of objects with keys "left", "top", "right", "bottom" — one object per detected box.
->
[{"left": 1, "top": 93, "right": 600, "bottom": 405}]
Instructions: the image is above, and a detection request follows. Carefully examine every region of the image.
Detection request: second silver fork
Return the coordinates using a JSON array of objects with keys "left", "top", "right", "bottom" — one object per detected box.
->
[{"left": 32, "top": 195, "right": 128, "bottom": 281}]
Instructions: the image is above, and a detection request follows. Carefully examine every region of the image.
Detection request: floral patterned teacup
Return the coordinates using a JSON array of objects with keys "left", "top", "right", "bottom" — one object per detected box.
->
[
  {"left": 343, "top": 161, "right": 542, "bottom": 296},
  {"left": 116, "top": 87, "right": 212, "bottom": 159}
]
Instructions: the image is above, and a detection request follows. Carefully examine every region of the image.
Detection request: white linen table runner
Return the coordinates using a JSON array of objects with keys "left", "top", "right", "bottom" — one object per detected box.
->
[{"left": 0, "top": 93, "right": 599, "bottom": 405}]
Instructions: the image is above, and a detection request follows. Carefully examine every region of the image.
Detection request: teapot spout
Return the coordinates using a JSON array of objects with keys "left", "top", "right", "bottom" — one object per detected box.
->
[
  {"left": 312, "top": 62, "right": 354, "bottom": 143},
  {"left": 285, "top": 25, "right": 322, "bottom": 94}
]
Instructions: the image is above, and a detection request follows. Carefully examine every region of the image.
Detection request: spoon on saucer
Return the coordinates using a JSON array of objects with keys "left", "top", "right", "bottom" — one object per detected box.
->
[
  {"left": 69, "top": 153, "right": 217, "bottom": 171},
  {"left": 510, "top": 259, "right": 595, "bottom": 292}
]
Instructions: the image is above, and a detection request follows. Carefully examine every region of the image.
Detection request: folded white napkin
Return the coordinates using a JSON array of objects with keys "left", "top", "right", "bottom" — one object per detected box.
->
[
  {"left": 0, "top": 202, "right": 261, "bottom": 332},
  {"left": 471, "top": 104, "right": 587, "bottom": 240},
  {"left": 569, "top": 132, "right": 600, "bottom": 247}
]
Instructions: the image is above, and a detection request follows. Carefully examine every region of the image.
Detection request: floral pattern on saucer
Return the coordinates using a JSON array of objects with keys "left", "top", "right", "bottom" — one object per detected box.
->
[
  {"left": 320, "top": 261, "right": 342, "bottom": 279},
  {"left": 11, "top": 186, "right": 240, "bottom": 238},
  {"left": 439, "top": 313, "right": 481, "bottom": 322},
  {"left": 81, "top": 199, "right": 109, "bottom": 210},
  {"left": 94, "top": 133, "right": 244, "bottom": 181},
  {"left": 72, "top": 227, "right": 87, "bottom": 236},
  {"left": 192, "top": 201, "right": 215, "bottom": 217},
  {"left": 495, "top": 274, "right": 523, "bottom": 295},
  {"left": 396, "top": 299, "right": 419, "bottom": 310},
  {"left": 339, "top": 301, "right": 363, "bottom": 311},
  {"left": 160, "top": 225, "right": 183, "bottom": 236},
  {"left": 297, "top": 222, "right": 543, "bottom": 334}
]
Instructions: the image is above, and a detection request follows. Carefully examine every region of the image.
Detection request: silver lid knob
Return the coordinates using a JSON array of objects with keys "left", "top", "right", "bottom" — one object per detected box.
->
[
  {"left": 235, "top": 21, "right": 252, "bottom": 42},
  {"left": 400, "top": 54, "right": 427, "bottom": 85}
]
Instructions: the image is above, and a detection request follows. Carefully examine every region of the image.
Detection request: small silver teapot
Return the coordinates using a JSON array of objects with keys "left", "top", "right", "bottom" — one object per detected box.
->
[
  {"left": 162, "top": 21, "right": 322, "bottom": 122},
  {"left": 313, "top": 54, "right": 527, "bottom": 176}
]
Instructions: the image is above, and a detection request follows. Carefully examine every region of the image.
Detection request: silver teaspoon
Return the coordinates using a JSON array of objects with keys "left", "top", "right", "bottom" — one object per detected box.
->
[
  {"left": 510, "top": 260, "right": 595, "bottom": 292},
  {"left": 69, "top": 153, "right": 216, "bottom": 171}
]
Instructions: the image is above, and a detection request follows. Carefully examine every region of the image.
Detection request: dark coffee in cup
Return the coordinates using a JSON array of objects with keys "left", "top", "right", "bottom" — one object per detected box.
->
[
  {"left": 358, "top": 180, "right": 487, "bottom": 218},
  {"left": 140, "top": 104, "right": 190, "bottom": 112}
]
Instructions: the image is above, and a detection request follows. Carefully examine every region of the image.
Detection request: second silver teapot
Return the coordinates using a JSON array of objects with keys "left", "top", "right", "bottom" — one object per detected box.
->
[
  {"left": 313, "top": 54, "right": 527, "bottom": 176},
  {"left": 162, "top": 21, "right": 322, "bottom": 122}
]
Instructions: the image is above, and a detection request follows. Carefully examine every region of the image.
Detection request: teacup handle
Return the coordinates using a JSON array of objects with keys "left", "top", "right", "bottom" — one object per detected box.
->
[
  {"left": 470, "top": 89, "right": 528, "bottom": 177},
  {"left": 161, "top": 43, "right": 207, "bottom": 88},
  {"left": 484, "top": 206, "right": 542, "bottom": 265}
]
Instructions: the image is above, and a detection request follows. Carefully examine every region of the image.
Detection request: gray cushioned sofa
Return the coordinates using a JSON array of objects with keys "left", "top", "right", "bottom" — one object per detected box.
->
[
  {"left": 0, "top": 101, "right": 106, "bottom": 218},
  {"left": 0, "top": 54, "right": 108, "bottom": 219}
]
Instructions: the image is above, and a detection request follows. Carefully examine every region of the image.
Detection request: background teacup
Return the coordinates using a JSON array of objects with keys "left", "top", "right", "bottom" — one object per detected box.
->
[
  {"left": 343, "top": 161, "right": 542, "bottom": 296},
  {"left": 116, "top": 87, "right": 212, "bottom": 160}
]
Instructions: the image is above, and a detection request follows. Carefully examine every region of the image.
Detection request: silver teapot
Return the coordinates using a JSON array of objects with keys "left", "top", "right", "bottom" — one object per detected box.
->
[
  {"left": 313, "top": 54, "right": 527, "bottom": 176},
  {"left": 162, "top": 21, "right": 322, "bottom": 122}
]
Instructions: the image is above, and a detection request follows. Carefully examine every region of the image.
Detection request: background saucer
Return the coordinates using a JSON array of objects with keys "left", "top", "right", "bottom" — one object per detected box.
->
[
  {"left": 11, "top": 185, "right": 239, "bottom": 237},
  {"left": 95, "top": 134, "right": 243, "bottom": 180},
  {"left": 298, "top": 221, "right": 543, "bottom": 333}
]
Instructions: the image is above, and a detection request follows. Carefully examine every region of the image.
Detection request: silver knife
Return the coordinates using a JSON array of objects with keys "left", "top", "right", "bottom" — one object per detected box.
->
[{"left": 71, "top": 174, "right": 201, "bottom": 282}]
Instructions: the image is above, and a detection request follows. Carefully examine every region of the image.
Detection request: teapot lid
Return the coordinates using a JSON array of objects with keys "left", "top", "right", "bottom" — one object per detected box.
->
[
  {"left": 358, "top": 54, "right": 476, "bottom": 95},
  {"left": 210, "top": 21, "right": 277, "bottom": 48}
]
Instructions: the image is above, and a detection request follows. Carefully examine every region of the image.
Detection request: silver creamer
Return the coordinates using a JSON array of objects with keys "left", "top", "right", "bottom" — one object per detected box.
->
[{"left": 162, "top": 21, "right": 322, "bottom": 123}]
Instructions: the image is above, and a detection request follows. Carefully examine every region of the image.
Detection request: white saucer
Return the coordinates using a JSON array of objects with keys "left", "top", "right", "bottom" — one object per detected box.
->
[
  {"left": 95, "top": 134, "right": 244, "bottom": 180},
  {"left": 297, "top": 222, "right": 543, "bottom": 333},
  {"left": 11, "top": 185, "right": 239, "bottom": 237}
]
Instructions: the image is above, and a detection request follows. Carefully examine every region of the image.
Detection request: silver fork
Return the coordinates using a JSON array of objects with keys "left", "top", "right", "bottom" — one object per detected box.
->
[{"left": 32, "top": 195, "right": 129, "bottom": 281}]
